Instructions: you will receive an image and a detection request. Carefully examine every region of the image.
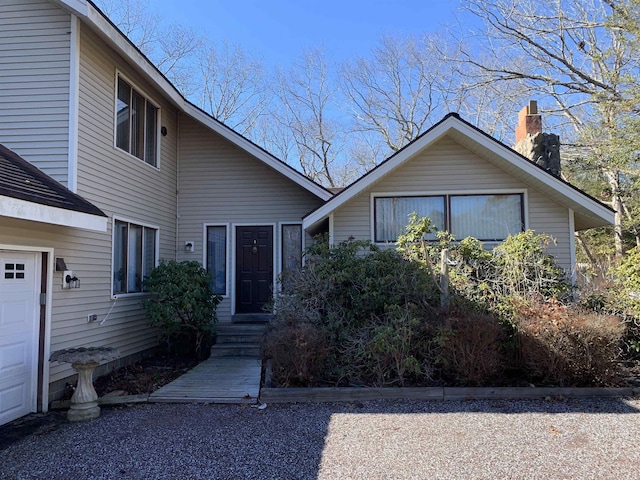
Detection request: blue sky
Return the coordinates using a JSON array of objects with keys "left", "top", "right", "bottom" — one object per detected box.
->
[{"left": 153, "top": 0, "right": 461, "bottom": 66}]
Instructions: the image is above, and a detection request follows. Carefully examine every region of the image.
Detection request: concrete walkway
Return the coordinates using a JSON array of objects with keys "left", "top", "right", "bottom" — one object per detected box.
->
[{"left": 148, "top": 356, "right": 261, "bottom": 404}]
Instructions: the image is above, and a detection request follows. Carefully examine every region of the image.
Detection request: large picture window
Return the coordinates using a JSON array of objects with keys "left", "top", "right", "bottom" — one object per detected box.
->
[
  {"left": 374, "top": 194, "right": 524, "bottom": 243},
  {"left": 113, "top": 220, "right": 157, "bottom": 294},
  {"left": 375, "top": 196, "right": 445, "bottom": 242},
  {"left": 116, "top": 75, "right": 158, "bottom": 167},
  {"left": 206, "top": 226, "right": 227, "bottom": 295}
]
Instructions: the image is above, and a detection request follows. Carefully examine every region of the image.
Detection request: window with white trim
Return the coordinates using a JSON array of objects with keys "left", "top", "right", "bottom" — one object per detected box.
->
[
  {"left": 206, "top": 226, "right": 227, "bottom": 295},
  {"left": 374, "top": 194, "right": 524, "bottom": 242},
  {"left": 116, "top": 75, "right": 159, "bottom": 167},
  {"left": 113, "top": 220, "right": 157, "bottom": 294},
  {"left": 280, "top": 224, "right": 302, "bottom": 291},
  {"left": 281, "top": 224, "right": 303, "bottom": 273}
]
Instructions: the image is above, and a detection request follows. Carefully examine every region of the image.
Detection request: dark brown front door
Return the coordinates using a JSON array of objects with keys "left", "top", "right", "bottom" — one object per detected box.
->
[{"left": 236, "top": 226, "right": 273, "bottom": 314}]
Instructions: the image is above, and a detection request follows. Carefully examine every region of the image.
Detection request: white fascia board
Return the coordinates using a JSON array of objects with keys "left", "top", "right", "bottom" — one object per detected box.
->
[
  {"left": 303, "top": 117, "right": 455, "bottom": 229},
  {"left": 0, "top": 196, "right": 107, "bottom": 232},
  {"left": 184, "top": 105, "right": 333, "bottom": 201},
  {"left": 50, "top": 0, "right": 88, "bottom": 16},
  {"left": 84, "top": 6, "right": 183, "bottom": 107}
]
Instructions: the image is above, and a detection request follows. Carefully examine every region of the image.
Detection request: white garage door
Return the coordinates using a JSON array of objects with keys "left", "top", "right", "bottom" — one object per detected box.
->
[{"left": 0, "top": 251, "right": 40, "bottom": 426}]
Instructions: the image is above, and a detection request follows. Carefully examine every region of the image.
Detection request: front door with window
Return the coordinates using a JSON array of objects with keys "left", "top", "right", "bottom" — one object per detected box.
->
[{"left": 235, "top": 226, "right": 273, "bottom": 314}]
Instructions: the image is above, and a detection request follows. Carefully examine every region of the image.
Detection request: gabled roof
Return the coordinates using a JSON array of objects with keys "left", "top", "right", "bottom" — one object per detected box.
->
[
  {"left": 0, "top": 144, "right": 107, "bottom": 231},
  {"left": 57, "top": 0, "right": 332, "bottom": 202},
  {"left": 303, "top": 113, "right": 614, "bottom": 232}
]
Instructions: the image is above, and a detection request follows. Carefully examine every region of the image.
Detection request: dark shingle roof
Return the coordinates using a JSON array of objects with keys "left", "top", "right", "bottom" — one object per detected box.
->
[{"left": 0, "top": 144, "right": 106, "bottom": 218}]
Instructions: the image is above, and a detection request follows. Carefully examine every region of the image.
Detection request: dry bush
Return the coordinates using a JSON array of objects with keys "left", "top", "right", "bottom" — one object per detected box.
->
[
  {"left": 263, "top": 318, "right": 329, "bottom": 387},
  {"left": 437, "top": 313, "right": 506, "bottom": 386},
  {"left": 512, "top": 299, "right": 625, "bottom": 386}
]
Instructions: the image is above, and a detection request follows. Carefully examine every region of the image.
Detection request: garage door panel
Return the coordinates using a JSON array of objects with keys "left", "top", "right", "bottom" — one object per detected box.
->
[
  {"left": 0, "top": 294, "right": 32, "bottom": 329},
  {"left": 0, "top": 382, "right": 29, "bottom": 424},
  {"left": 0, "top": 251, "right": 39, "bottom": 426},
  {"left": 0, "top": 340, "right": 30, "bottom": 373}
]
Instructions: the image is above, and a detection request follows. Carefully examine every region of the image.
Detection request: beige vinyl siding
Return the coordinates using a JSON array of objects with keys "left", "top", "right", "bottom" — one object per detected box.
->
[
  {"left": 19, "top": 23, "right": 182, "bottom": 385},
  {"left": 177, "top": 116, "right": 325, "bottom": 321},
  {"left": 333, "top": 136, "right": 572, "bottom": 271},
  {"left": 0, "top": 218, "right": 154, "bottom": 387},
  {"left": 0, "top": 0, "right": 71, "bottom": 185}
]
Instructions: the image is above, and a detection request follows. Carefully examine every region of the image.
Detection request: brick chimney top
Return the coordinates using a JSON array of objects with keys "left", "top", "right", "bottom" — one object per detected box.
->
[{"left": 515, "top": 100, "right": 542, "bottom": 144}]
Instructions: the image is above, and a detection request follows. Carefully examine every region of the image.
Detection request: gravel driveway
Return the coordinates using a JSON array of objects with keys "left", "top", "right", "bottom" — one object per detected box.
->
[{"left": 1, "top": 397, "right": 639, "bottom": 479}]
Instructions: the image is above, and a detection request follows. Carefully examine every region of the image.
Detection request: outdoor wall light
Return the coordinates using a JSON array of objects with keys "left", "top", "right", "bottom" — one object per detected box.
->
[
  {"left": 161, "top": 126, "right": 168, "bottom": 136},
  {"left": 184, "top": 241, "right": 195, "bottom": 253},
  {"left": 62, "top": 270, "right": 80, "bottom": 289}
]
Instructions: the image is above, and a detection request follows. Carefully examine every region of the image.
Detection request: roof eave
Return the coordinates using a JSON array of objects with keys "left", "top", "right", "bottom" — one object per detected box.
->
[
  {"left": 303, "top": 116, "right": 456, "bottom": 229},
  {"left": 0, "top": 196, "right": 108, "bottom": 232},
  {"left": 303, "top": 114, "right": 614, "bottom": 231}
]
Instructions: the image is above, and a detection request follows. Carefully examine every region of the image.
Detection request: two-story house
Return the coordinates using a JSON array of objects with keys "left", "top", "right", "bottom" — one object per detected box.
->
[{"left": 0, "top": 0, "right": 613, "bottom": 425}]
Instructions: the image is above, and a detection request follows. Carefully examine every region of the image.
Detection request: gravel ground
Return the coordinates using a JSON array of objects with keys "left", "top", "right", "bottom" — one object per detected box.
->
[{"left": 1, "top": 397, "right": 639, "bottom": 480}]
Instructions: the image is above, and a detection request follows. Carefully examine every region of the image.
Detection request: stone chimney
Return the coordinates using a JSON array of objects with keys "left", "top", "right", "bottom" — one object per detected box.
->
[{"left": 514, "top": 100, "right": 561, "bottom": 177}]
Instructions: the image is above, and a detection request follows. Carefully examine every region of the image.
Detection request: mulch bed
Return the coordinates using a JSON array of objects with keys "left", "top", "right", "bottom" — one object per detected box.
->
[
  {"left": 94, "top": 354, "right": 200, "bottom": 396},
  {"left": 61, "top": 354, "right": 200, "bottom": 399}
]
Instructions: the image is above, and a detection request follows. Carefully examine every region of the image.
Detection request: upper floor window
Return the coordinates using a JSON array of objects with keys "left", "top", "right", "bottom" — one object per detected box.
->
[
  {"left": 374, "top": 193, "right": 524, "bottom": 243},
  {"left": 113, "top": 219, "right": 158, "bottom": 295},
  {"left": 116, "top": 76, "right": 158, "bottom": 167}
]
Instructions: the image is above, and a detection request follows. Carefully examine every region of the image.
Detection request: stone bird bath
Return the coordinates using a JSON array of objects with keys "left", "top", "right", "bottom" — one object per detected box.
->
[{"left": 50, "top": 347, "right": 120, "bottom": 422}]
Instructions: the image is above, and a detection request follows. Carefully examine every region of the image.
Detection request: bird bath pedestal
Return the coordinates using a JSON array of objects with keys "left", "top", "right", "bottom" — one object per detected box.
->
[{"left": 50, "top": 347, "right": 120, "bottom": 422}]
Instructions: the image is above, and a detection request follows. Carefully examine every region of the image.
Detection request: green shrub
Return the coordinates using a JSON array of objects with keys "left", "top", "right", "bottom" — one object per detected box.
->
[
  {"left": 142, "top": 260, "right": 221, "bottom": 358},
  {"left": 268, "top": 239, "right": 439, "bottom": 386},
  {"left": 343, "top": 305, "right": 428, "bottom": 387}
]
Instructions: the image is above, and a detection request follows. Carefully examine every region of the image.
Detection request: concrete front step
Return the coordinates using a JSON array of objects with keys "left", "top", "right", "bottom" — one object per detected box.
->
[
  {"left": 217, "top": 332, "right": 265, "bottom": 344},
  {"left": 210, "top": 343, "right": 262, "bottom": 357},
  {"left": 212, "top": 322, "right": 268, "bottom": 357},
  {"left": 231, "top": 313, "right": 272, "bottom": 324},
  {"left": 215, "top": 323, "right": 267, "bottom": 344}
]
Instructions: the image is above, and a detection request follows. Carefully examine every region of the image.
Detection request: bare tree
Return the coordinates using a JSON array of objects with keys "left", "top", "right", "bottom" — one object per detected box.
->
[
  {"left": 274, "top": 49, "right": 349, "bottom": 187},
  {"left": 94, "top": 0, "right": 203, "bottom": 93},
  {"left": 195, "top": 41, "right": 269, "bottom": 135},
  {"left": 455, "top": 0, "right": 640, "bottom": 257},
  {"left": 96, "top": 0, "right": 159, "bottom": 54},
  {"left": 341, "top": 34, "right": 444, "bottom": 154}
]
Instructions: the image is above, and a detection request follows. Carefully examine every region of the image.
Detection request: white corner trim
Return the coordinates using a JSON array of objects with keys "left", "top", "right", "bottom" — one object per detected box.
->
[
  {"left": 67, "top": 14, "right": 80, "bottom": 193},
  {"left": 0, "top": 196, "right": 107, "bottom": 232},
  {"left": 569, "top": 209, "right": 577, "bottom": 285},
  {"left": 328, "top": 213, "right": 334, "bottom": 246}
]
